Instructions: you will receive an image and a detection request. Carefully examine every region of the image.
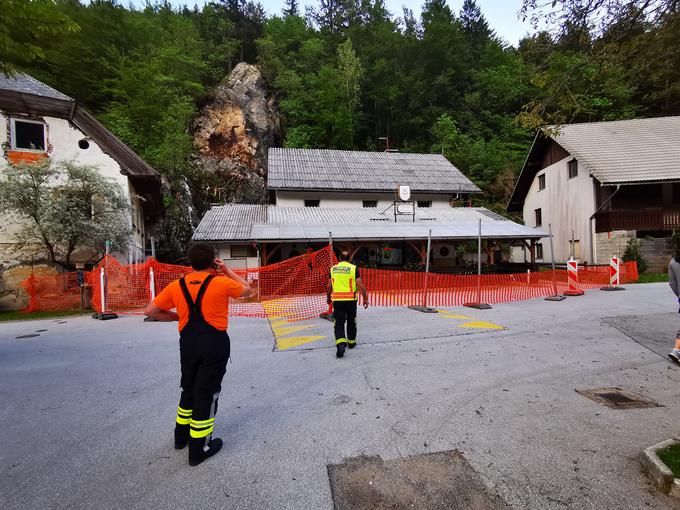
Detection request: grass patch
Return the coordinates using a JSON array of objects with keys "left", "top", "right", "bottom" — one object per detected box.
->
[
  {"left": 657, "top": 442, "right": 680, "bottom": 478},
  {"left": 632, "top": 273, "right": 667, "bottom": 284},
  {"left": 0, "top": 309, "right": 90, "bottom": 322}
]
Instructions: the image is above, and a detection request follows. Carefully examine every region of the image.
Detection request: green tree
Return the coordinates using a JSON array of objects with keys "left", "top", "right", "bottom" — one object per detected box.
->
[
  {"left": 0, "top": 161, "right": 130, "bottom": 269},
  {"left": 0, "top": 0, "right": 79, "bottom": 76},
  {"left": 336, "top": 39, "right": 363, "bottom": 146}
]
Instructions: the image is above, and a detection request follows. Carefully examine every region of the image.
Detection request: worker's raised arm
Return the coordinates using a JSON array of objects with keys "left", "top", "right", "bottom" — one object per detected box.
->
[
  {"left": 144, "top": 302, "right": 179, "bottom": 322},
  {"left": 214, "top": 258, "right": 253, "bottom": 297}
]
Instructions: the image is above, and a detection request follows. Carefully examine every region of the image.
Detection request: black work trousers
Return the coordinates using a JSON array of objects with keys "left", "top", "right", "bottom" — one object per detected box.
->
[
  {"left": 333, "top": 300, "right": 357, "bottom": 343},
  {"left": 176, "top": 322, "right": 230, "bottom": 453}
]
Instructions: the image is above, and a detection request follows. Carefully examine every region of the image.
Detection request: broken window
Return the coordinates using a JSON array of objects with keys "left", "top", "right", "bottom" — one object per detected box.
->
[{"left": 11, "top": 118, "right": 46, "bottom": 151}]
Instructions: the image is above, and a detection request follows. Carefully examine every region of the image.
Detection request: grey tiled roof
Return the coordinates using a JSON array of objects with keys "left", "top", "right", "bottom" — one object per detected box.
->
[
  {"left": 192, "top": 204, "right": 267, "bottom": 241},
  {"left": 268, "top": 148, "right": 481, "bottom": 193},
  {"left": 0, "top": 73, "right": 72, "bottom": 101},
  {"left": 192, "top": 204, "right": 545, "bottom": 242},
  {"left": 554, "top": 116, "right": 680, "bottom": 184}
]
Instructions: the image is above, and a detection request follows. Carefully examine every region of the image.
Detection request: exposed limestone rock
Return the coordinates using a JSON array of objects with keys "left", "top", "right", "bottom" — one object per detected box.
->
[{"left": 192, "top": 63, "right": 282, "bottom": 205}]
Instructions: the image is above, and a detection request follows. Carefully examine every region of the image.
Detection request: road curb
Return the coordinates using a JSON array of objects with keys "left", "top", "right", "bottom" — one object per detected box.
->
[{"left": 640, "top": 438, "right": 680, "bottom": 497}]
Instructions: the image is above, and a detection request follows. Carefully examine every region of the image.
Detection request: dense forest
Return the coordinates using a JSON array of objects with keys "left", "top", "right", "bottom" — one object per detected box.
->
[{"left": 2, "top": 0, "right": 680, "bottom": 250}]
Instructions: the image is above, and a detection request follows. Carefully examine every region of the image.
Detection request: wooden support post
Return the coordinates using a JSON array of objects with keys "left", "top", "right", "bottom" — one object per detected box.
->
[{"left": 263, "top": 243, "right": 282, "bottom": 265}]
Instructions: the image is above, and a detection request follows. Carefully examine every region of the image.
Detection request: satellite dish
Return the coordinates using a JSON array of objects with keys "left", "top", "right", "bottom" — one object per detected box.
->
[{"left": 398, "top": 185, "right": 411, "bottom": 201}]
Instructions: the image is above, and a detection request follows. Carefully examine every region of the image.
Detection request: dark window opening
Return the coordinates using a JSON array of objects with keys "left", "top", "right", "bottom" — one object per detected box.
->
[
  {"left": 78, "top": 139, "right": 90, "bottom": 150},
  {"left": 363, "top": 200, "right": 377, "bottom": 208},
  {"left": 417, "top": 201, "right": 432, "bottom": 208},
  {"left": 568, "top": 159, "right": 578, "bottom": 179},
  {"left": 439, "top": 246, "right": 450, "bottom": 257},
  {"left": 538, "top": 174, "right": 545, "bottom": 191},
  {"left": 536, "top": 244, "right": 544, "bottom": 259},
  {"left": 304, "top": 199, "right": 320, "bottom": 207},
  {"left": 231, "top": 244, "right": 257, "bottom": 258},
  {"left": 12, "top": 120, "right": 45, "bottom": 151},
  {"left": 535, "top": 208, "right": 542, "bottom": 227}
]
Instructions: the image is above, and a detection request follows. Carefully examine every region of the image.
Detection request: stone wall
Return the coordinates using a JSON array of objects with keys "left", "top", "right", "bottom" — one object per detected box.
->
[
  {"left": 639, "top": 237, "right": 673, "bottom": 273},
  {"left": 595, "top": 231, "right": 673, "bottom": 273},
  {"left": 595, "top": 230, "right": 635, "bottom": 264}
]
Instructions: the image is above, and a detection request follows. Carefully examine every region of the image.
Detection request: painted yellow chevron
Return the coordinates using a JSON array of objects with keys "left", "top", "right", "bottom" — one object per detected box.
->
[
  {"left": 273, "top": 324, "right": 317, "bottom": 337},
  {"left": 457, "top": 320, "right": 504, "bottom": 330},
  {"left": 437, "top": 312, "right": 473, "bottom": 320},
  {"left": 277, "top": 335, "right": 327, "bottom": 350}
]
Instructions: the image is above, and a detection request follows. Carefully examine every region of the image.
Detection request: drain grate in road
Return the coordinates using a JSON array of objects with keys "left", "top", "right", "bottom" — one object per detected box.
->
[
  {"left": 328, "top": 451, "right": 509, "bottom": 510},
  {"left": 576, "top": 387, "right": 663, "bottom": 409}
]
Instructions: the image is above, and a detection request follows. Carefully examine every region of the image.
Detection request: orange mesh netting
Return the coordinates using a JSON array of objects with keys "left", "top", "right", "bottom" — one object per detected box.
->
[
  {"left": 21, "top": 271, "right": 90, "bottom": 312},
  {"left": 85, "top": 245, "right": 337, "bottom": 321},
  {"left": 21, "top": 251, "right": 637, "bottom": 319}
]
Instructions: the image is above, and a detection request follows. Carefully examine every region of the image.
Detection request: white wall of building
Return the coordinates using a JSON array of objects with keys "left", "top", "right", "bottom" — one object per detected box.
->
[
  {"left": 520, "top": 157, "right": 596, "bottom": 264},
  {"left": 215, "top": 243, "right": 259, "bottom": 270},
  {"left": 0, "top": 113, "right": 147, "bottom": 265},
  {"left": 275, "top": 191, "right": 453, "bottom": 209}
]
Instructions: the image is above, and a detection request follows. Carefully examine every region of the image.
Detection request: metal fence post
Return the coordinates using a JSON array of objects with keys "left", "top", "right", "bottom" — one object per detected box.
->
[{"left": 422, "top": 229, "right": 431, "bottom": 307}]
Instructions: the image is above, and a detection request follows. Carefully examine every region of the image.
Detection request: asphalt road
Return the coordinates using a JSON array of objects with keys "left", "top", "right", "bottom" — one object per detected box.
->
[{"left": 2, "top": 283, "right": 680, "bottom": 509}]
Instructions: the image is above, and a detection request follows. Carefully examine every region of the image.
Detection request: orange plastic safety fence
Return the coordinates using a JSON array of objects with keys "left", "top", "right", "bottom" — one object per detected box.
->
[
  {"left": 85, "top": 245, "right": 338, "bottom": 321},
  {"left": 21, "top": 255, "right": 638, "bottom": 319},
  {"left": 361, "top": 261, "right": 638, "bottom": 308},
  {"left": 21, "top": 271, "right": 90, "bottom": 312}
]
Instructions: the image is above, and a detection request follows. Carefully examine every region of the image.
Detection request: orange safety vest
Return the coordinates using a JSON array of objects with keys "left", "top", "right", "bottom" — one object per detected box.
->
[{"left": 330, "top": 261, "right": 357, "bottom": 301}]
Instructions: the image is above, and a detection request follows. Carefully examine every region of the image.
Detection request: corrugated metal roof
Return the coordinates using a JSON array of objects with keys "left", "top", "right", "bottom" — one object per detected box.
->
[
  {"left": 554, "top": 116, "right": 680, "bottom": 184},
  {"left": 268, "top": 148, "right": 481, "bottom": 193},
  {"left": 193, "top": 204, "right": 546, "bottom": 241},
  {"left": 192, "top": 204, "right": 267, "bottom": 241},
  {"left": 0, "top": 73, "right": 72, "bottom": 101},
  {"left": 250, "top": 222, "right": 543, "bottom": 241}
]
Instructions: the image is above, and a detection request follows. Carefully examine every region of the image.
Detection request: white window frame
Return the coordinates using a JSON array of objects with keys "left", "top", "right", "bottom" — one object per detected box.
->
[{"left": 10, "top": 117, "right": 47, "bottom": 153}]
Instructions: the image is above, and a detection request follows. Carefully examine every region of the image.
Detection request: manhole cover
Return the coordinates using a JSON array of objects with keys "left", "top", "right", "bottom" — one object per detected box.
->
[
  {"left": 576, "top": 387, "right": 663, "bottom": 409},
  {"left": 328, "top": 451, "right": 509, "bottom": 510}
]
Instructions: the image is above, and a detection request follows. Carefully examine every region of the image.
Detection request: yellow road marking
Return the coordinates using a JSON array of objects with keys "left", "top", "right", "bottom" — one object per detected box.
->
[
  {"left": 277, "top": 335, "right": 327, "bottom": 350},
  {"left": 437, "top": 312, "right": 473, "bottom": 319},
  {"left": 272, "top": 324, "right": 317, "bottom": 337},
  {"left": 457, "top": 320, "right": 504, "bottom": 330},
  {"left": 270, "top": 319, "right": 290, "bottom": 328}
]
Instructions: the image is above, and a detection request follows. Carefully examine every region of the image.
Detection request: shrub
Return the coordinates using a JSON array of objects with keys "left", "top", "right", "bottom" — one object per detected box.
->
[{"left": 622, "top": 238, "right": 648, "bottom": 274}]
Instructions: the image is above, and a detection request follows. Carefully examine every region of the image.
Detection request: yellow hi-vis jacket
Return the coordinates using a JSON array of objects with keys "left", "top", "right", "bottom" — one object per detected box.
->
[{"left": 330, "top": 261, "right": 357, "bottom": 301}]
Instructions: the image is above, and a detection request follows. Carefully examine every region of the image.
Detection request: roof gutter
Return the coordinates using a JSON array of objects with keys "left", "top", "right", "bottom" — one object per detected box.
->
[{"left": 589, "top": 184, "right": 621, "bottom": 264}]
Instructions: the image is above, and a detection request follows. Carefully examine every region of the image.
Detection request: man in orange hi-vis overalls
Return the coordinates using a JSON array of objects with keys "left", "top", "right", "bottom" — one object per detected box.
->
[
  {"left": 327, "top": 250, "right": 368, "bottom": 358},
  {"left": 144, "top": 243, "right": 252, "bottom": 466}
]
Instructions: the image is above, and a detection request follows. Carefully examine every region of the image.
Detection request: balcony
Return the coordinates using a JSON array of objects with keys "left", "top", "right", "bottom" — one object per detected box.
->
[{"left": 595, "top": 209, "right": 680, "bottom": 233}]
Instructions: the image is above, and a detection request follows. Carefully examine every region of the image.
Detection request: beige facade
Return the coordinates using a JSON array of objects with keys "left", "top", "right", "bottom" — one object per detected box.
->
[{"left": 0, "top": 112, "right": 149, "bottom": 266}]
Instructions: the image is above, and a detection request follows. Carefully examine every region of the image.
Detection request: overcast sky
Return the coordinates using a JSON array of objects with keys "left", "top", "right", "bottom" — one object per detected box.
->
[{"left": 126, "top": 0, "right": 535, "bottom": 46}]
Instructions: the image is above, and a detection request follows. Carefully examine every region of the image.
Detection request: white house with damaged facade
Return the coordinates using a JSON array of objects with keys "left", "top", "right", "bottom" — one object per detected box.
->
[
  {"left": 0, "top": 73, "right": 162, "bottom": 309},
  {"left": 194, "top": 148, "right": 547, "bottom": 270}
]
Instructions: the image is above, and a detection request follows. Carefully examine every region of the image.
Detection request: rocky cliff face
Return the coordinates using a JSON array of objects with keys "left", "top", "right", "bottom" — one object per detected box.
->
[{"left": 192, "top": 63, "right": 282, "bottom": 206}]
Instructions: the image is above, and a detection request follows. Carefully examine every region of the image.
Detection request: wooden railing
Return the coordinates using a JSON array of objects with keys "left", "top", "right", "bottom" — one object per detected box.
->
[{"left": 595, "top": 209, "right": 680, "bottom": 232}]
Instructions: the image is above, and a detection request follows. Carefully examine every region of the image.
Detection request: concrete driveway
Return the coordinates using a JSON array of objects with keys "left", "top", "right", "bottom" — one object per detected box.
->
[{"left": 2, "top": 283, "right": 680, "bottom": 509}]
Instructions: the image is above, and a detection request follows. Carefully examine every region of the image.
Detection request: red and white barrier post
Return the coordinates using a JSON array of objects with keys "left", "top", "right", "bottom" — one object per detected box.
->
[
  {"left": 601, "top": 256, "right": 625, "bottom": 291},
  {"left": 563, "top": 258, "right": 584, "bottom": 296}
]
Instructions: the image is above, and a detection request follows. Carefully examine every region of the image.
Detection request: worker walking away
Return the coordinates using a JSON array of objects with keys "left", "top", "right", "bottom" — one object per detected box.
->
[
  {"left": 144, "top": 243, "right": 252, "bottom": 466},
  {"left": 327, "top": 250, "right": 368, "bottom": 358}
]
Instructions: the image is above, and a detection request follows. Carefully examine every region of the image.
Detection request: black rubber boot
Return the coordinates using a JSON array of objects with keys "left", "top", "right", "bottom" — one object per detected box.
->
[
  {"left": 174, "top": 425, "right": 189, "bottom": 450},
  {"left": 336, "top": 343, "right": 346, "bottom": 358},
  {"left": 347, "top": 340, "right": 356, "bottom": 349},
  {"left": 188, "top": 437, "right": 223, "bottom": 466}
]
